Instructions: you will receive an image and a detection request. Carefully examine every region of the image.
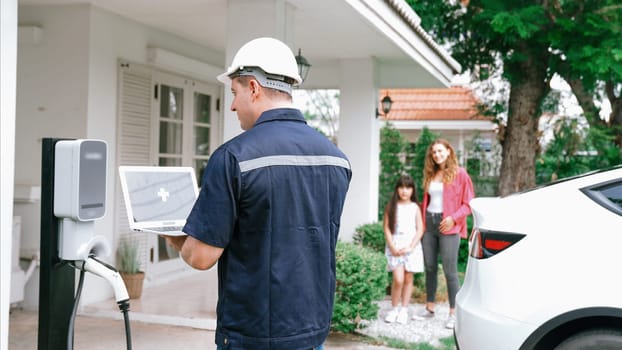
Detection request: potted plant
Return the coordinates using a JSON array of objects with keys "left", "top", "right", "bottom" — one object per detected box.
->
[{"left": 117, "top": 239, "right": 145, "bottom": 299}]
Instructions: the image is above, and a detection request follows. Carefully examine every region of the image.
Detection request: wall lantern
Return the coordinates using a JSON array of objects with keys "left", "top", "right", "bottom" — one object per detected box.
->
[
  {"left": 377, "top": 94, "right": 393, "bottom": 118},
  {"left": 295, "top": 48, "right": 311, "bottom": 84}
]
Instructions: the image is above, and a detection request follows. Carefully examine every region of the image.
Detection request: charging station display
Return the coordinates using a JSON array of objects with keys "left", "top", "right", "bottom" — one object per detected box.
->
[{"left": 54, "top": 139, "right": 107, "bottom": 221}]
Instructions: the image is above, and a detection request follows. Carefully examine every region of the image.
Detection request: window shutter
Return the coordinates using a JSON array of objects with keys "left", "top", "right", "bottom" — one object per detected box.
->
[
  {"left": 115, "top": 61, "right": 152, "bottom": 268},
  {"left": 117, "top": 61, "right": 153, "bottom": 166}
]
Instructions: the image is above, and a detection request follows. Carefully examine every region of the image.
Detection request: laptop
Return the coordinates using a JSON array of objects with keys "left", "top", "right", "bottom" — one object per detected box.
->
[{"left": 119, "top": 166, "right": 199, "bottom": 236}]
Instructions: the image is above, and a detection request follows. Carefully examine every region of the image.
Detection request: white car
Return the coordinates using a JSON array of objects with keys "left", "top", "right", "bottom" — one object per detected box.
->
[{"left": 455, "top": 166, "right": 622, "bottom": 350}]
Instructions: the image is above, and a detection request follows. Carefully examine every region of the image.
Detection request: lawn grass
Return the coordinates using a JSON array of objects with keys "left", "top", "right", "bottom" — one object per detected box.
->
[
  {"left": 380, "top": 336, "right": 456, "bottom": 350},
  {"left": 333, "top": 332, "right": 457, "bottom": 349}
]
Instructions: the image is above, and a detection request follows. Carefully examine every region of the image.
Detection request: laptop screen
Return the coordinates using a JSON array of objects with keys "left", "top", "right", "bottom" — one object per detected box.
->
[{"left": 120, "top": 167, "right": 198, "bottom": 225}]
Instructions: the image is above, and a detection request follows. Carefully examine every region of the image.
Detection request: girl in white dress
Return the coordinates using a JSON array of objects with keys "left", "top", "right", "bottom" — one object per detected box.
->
[{"left": 383, "top": 175, "right": 424, "bottom": 324}]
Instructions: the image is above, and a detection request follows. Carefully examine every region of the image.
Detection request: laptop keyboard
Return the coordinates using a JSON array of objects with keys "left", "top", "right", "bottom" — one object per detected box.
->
[{"left": 150, "top": 226, "right": 183, "bottom": 232}]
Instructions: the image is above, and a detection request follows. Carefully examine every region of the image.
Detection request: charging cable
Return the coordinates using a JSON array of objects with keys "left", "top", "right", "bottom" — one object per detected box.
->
[{"left": 68, "top": 256, "right": 132, "bottom": 350}]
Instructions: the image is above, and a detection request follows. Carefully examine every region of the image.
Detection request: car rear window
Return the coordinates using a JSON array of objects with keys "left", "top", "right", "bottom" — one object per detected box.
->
[{"left": 581, "top": 179, "right": 622, "bottom": 216}]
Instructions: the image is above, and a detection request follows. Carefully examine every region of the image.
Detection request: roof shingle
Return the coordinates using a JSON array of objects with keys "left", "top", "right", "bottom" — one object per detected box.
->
[{"left": 379, "top": 87, "right": 490, "bottom": 121}]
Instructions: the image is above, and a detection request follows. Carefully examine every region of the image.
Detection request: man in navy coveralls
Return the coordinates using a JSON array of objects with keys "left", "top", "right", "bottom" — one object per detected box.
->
[{"left": 165, "top": 37, "right": 351, "bottom": 350}]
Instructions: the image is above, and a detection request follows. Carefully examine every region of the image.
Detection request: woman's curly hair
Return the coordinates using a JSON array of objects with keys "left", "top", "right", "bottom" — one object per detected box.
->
[{"left": 422, "top": 139, "right": 459, "bottom": 192}]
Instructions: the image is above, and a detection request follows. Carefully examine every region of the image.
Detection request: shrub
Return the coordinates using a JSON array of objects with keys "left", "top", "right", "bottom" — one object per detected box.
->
[
  {"left": 353, "top": 222, "right": 393, "bottom": 297},
  {"left": 353, "top": 222, "right": 385, "bottom": 254},
  {"left": 332, "top": 242, "right": 388, "bottom": 333}
]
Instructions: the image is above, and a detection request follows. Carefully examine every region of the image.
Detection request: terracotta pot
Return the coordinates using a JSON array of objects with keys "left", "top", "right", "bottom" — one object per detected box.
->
[{"left": 121, "top": 271, "right": 145, "bottom": 299}]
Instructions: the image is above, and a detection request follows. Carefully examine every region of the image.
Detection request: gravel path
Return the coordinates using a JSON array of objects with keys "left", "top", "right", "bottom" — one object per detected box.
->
[{"left": 356, "top": 300, "right": 454, "bottom": 348}]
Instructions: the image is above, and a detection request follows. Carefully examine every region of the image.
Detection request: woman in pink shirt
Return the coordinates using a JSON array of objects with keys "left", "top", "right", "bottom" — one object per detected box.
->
[{"left": 413, "top": 139, "right": 474, "bottom": 330}]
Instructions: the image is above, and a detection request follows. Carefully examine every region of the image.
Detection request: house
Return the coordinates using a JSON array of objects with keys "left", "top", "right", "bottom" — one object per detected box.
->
[
  {"left": 378, "top": 86, "right": 499, "bottom": 173},
  {"left": 1, "top": 0, "right": 461, "bottom": 343}
]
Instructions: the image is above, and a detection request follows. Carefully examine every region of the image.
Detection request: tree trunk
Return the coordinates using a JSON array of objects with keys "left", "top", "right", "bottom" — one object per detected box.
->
[
  {"left": 560, "top": 67, "right": 621, "bottom": 148},
  {"left": 497, "top": 48, "right": 549, "bottom": 196},
  {"left": 563, "top": 76, "right": 606, "bottom": 129}
]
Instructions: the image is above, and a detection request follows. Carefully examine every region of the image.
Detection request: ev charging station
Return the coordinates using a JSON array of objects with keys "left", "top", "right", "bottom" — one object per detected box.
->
[{"left": 39, "top": 138, "right": 131, "bottom": 350}]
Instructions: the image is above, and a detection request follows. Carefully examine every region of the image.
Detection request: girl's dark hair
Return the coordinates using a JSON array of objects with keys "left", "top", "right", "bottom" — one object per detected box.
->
[{"left": 384, "top": 174, "right": 418, "bottom": 233}]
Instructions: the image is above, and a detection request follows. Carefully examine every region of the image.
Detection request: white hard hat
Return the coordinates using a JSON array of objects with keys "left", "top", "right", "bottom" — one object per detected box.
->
[{"left": 217, "top": 37, "right": 302, "bottom": 91}]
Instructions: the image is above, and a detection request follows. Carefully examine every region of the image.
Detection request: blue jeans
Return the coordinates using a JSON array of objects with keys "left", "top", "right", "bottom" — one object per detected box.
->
[{"left": 217, "top": 344, "right": 324, "bottom": 350}]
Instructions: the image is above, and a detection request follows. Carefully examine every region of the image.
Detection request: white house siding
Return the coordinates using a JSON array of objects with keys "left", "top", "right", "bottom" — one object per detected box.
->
[
  {"left": 15, "top": 5, "right": 92, "bottom": 309},
  {"left": 14, "top": 4, "right": 223, "bottom": 307}
]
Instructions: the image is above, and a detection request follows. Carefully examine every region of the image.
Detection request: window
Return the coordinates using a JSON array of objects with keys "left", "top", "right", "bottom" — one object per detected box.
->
[
  {"left": 582, "top": 179, "right": 622, "bottom": 216},
  {"left": 602, "top": 184, "right": 622, "bottom": 209},
  {"left": 158, "top": 84, "right": 184, "bottom": 166},
  {"left": 193, "top": 92, "right": 212, "bottom": 185},
  {"left": 155, "top": 72, "right": 219, "bottom": 185},
  {"left": 153, "top": 72, "right": 220, "bottom": 269}
]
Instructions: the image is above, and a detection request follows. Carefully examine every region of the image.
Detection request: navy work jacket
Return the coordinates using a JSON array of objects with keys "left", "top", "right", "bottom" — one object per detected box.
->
[{"left": 183, "top": 108, "right": 352, "bottom": 350}]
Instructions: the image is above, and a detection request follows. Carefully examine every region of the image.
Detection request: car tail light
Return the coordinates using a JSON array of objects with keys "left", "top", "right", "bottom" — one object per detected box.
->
[{"left": 470, "top": 229, "right": 525, "bottom": 259}]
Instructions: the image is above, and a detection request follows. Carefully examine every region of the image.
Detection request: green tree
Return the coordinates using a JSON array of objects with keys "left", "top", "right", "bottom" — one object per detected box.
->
[
  {"left": 551, "top": 2, "right": 622, "bottom": 146},
  {"left": 536, "top": 117, "right": 622, "bottom": 183},
  {"left": 408, "top": 0, "right": 622, "bottom": 195},
  {"left": 408, "top": 127, "right": 438, "bottom": 202},
  {"left": 378, "top": 123, "right": 408, "bottom": 220}
]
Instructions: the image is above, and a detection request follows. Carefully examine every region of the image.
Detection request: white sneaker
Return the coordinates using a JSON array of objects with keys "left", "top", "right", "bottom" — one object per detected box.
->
[
  {"left": 396, "top": 308, "right": 408, "bottom": 324},
  {"left": 445, "top": 314, "right": 456, "bottom": 329},
  {"left": 384, "top": 308, "right": 399, "bottom": 323},
  {"left": 412, "top": 307, "right": 435, "bottom": 320}
]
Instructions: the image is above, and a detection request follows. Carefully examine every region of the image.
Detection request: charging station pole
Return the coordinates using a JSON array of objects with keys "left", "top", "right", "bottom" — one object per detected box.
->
[{"left": 38, "top": 137, "right": 75, "bottom": 350}]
